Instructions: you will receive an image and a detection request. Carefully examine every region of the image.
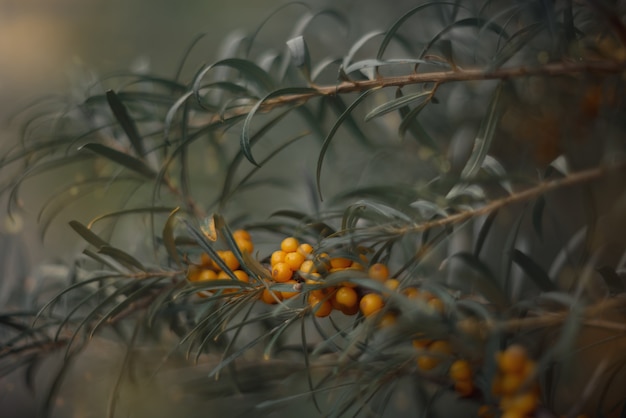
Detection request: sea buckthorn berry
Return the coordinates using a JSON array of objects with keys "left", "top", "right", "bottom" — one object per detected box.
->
[
  {"left": 218, "top": 250, "right": 240, "bottom": 271},
  {"left": 272, "top": 262, "right": 293, "bottom": 283},
  {"left": 270, "top": 250, "right": 287, "bottom": 266},
  {"left": 334, "top": 286, "right": 358, "bottom": 309},
  {"left": 500, "top": 373, "right": 524, "bottom": 395},
  {"left": 449, "top": 359, "right": 472, "bottom": 382},
  {"left": 349, "top": 261, "right": 364, "bottom": 270},
  {"left": 359, "top": 293, "right": 384, "bottom": 317},
  {"left": 340, "top": 302, "right": 360, "bottom": 316},
  {"left": 498, "top": 345, "right": 528, "bottom": 375},
  {"left": 428, "top": 297, "right": 445, "bottom": 314},
  {"left": 232, "top": 229, "right": 251, "bottom": 242},
  {"left": 194, "top": 269, "right": 218, "bottom": 282},
  {"left": 284, "top": 251, "right": 305, "bottom": 271},
  {"left": 384, "top": 278, "right": 400, "bottom": 292},
  {"left": 412, "top": 339, "right": 432, "bottom": 350},
  {"left": 308, "top": 294, "right": 332, "bottom": 317},
  {"left": 429, "top": 340, "right": 453, "bottom": 356},
  {"left": 506, "top": 392, "right": 538, "bottom": 415},
  {"left": 378, "top": 312, "right": 397, "bottom": 328},
  {"left": 299, "top": 259, "right": 316, "bottom": 274},
  {"left": 417, "top": 355, "right": 439, "bottom": 371},
  {"left": 368, "top": 263, "right": 389, "bottom": 282},
  {"left": 403, "top": 287, "right": 420, "bottom": 299},
  {"left": 261, "top": 287, "right": 282, "bottom": 304},
  {"left": 280, "top": 280, "right": 300, "bottom": 299},
  {"left": 454, "top": 380, "right": 474, "bottom": 397},
  {"left": 297, "top": 243, "right": 313, "bottom": 256},
  {"left": 330, "top": 257, "right": 352, "bottom": 269},
  {"left": 280, "top": 237, "right": 299, "bottom": 253},
  {"left": 200, "top": 252, "right": 213, "bottom": 267},
  {"left": 235, "top": 237, "right": 254, "bottom": 253},
  {"left": 232, "top": 270, "right": 249, "bottom": 283},
  {"left": 217, "top": 270, "right": 230, "bottom": 279}
]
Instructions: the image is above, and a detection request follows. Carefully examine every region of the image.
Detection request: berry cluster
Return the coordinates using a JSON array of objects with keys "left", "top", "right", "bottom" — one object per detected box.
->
[{"left": 490, "top": 345, "right": 540, "bottom": 418}]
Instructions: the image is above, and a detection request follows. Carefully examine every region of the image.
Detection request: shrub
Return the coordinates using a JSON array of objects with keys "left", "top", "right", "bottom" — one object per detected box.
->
[{"left": 1, "top": 1, "right": 626, "bottom": 417}]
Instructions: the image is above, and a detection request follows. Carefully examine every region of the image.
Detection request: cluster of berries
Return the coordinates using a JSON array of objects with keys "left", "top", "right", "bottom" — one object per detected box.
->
[{"left": 186, "top": 229, "right": 253, "bottom": 296}]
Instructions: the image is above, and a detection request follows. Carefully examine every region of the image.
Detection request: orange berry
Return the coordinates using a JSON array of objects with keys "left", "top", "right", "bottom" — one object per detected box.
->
[
  {"left": 280, "top": 237, "right": 299, "bottom": 253},
  {"left": 299, "top": 259, "right": 316, "bottom": 274},
  {"left": 330, "top": 257, "right": 352, "bottom": 269},
  {"left": 430, "top": 340, "right": 453, "bottom": 356},
  {"left": 271, "top": 262, "right": 293, "bottom": 283},
  {"left": 498, "top": 345, "right": 528, "bottom": 375},
  {"left": 280, "top": 280, "right": 301, "bottom": 299},
  {"left": 349, "top": 261, "right": 364, "bottom": 270},
  {"left": 359, "top": 293, "right": 384, "bottom": 317},
  {"left": 199, "top": 252, "right": 213, "bottom": 267},
  {"left": 417, "top": 355, "right": 439, "bottom": 371},
  {"left": 403, "top": 288, "right": 420, "bottom": 299},
  {"left": 232, "top": 229, "right": 251, "bottom": 241},
  {"left": 308, "top": 294, "right": 332, "bottom": 317},
  {"left": 340, "top": 303, "right": 360, "bottom": 316},
  {"left": 506, "top": 392, "right": 538, "bottom": 415},
  {"left": 500, "top": 373, "right": 524, "bottom": 395},
  {"left": 284, "top": 251, "right": 305, "bottom": 271},
  {"left": 368, "top": 263, "right": 389, "bottom": 282},
  {"left": 412, "top": 339, "right": 432, "bottom": 350},
  {"left": 334, "top": 286, "right": 358, "bottom": 308},
  {"left": 261, "top": 287, "right": 282, "bottom": 304},
  {"left": 217, "top": 270, "right": 230, "bottom": 279},
  {"left": 270, "top": 250, "right": 287, "bottom": 266},
  {"left": 297, "top": 243, "right": 313, "bottom": 256},
  {"left": 428, "top": 297, "right": 445, "bottom": 314},
  {"left": 217, "top": 250, "right": 239, "bottom": 271},
  {"left": 235, "top": 237, "right": 254, "bottom": 253},
  {"left": 232, "top": 269, "right": 249, "bottom": 283},
  {"left": 449, "top": 359, "right": 472, "bottom": 382},
  {"left": 196, "top": 269, "right": 218, "bottom": 281},
  {"left": 378, "top": 312, "right": 397, "bottom": 328},
  {"left": 384, "top": 278, "right": 400, "bottom": 292}
]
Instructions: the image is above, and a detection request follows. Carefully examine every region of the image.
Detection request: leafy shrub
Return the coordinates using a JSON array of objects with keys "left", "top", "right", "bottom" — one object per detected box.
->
[{"left": 1, "top": 1, "right": 626, "bottom": 417}]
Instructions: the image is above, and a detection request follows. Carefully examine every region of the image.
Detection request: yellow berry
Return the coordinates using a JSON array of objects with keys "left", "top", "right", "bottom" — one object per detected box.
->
[
  {"left": 378, "top": 312, "right": 397, "bottom": 328},
  {"left": 359, "top": 293, "right": 384, "bottom": 317},
  {"left": 498, "top": 345, "right": 528, "bottom": 375},
  {"left": 368, "top": 263, "right": 389, "bottom": 282},
  {"left": 217, "top": 250, "right": 239, "bottom": 271},
  {"left": 308, "top": 294, "right": 332, "bottom": 317},
  {"left": 506, "top": 392, "right": 538, "bottom": 415},
  {"left": 417, "top": 355, "right": 439, "bottom": 371},
  {"left": 261, "top": 287, "right": 282, "bottom": 304},
  {"left": 232, "top": 269, "right": 249, "bottom": 283},
  {"left": 330, "top": 257, "right": 352, "bottom": 269},
  {"left": 196, "top": 269, "right": 218, "bottom": 281},
  {"left": 403, "top": 287, "right": 420, "bottom": 299},
  {"left": 270, "top": 250, "right": 287, "bottom": 266},
  {"left": 334, "top": 286, "right": 358, "bottom": 308},
  {"left": 271, "top": 262, "right": 293, "bottom": 283},
  {"left": 384, "top": 278, "right": 400, "bottom": 292},
  {"left": 235, "top": 237, "right": 254, "bottom": 253},
  {"left": 280, "top": 237, "right": 299, "bottom": 253},
  {"left": 297, "top": 243, "right": 313, "bottom": 256},
  {"left": 199, "top": 252, "right": 213, "bottom": 267},
  {"left": 217, "top": 270, "right": 230, "bottom": 279},
  {"left": 299, "top": 259, "right": 316, "bottom": 274},
  {"left": 349, "top": 261, "right": 364, "bottom": 270},
  {"left": 284, "top": 251, "right": 305, "bottom": 271},
  {"left": 232, "top": 229, "right": 251, "bottom": 241},
  {"left": 449, "top": 359, "right": 472, "bottom": 382}
]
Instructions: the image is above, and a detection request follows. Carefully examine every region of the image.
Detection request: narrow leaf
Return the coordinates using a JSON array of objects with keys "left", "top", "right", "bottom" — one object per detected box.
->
[
  {"left": 511, "top": 249, "right": 557, "bottom": 292},
  {"left": 98, "top": 246, "right": 146, "bottom": 271},
  {"left": 163, "top": 207, "right": 182, "bottom": 267},
  {"left": 365, "top": 90, "right": 432, "bottom": 121},
  {"left": 68, "top": 220, "right": 109, "bottom": 249},
  {"left": 286, "top": 36, "right": 311, "bottom": 81},
  {"left": 79, "top": 143, "right": 156, "bottom": 179},
  {"left": 106, "top": 90, "right": 145, "bottom": 156}
]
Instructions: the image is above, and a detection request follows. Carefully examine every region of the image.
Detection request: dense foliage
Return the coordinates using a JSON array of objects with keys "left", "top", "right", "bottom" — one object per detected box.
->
[{"left": 1, "top": 1, "right": 626, "bottom": 417}]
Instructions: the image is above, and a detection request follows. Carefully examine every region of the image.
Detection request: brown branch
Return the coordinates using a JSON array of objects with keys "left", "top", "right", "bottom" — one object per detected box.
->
[
  {"left": 388, "top": 159, "right": 626, "bottom": 235},
  {"left": 217, "top": 59, "right": 626, "bottom": 120}
]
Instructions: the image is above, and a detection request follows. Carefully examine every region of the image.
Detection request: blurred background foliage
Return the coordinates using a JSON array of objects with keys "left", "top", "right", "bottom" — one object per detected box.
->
[{"left": 0, "top": 0, "right": 625, "bottom": 417}]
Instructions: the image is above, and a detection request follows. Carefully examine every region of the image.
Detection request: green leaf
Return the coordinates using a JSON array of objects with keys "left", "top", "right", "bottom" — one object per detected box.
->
[
  {"left": 286, "top": 36, "right": 311, "bottom": 81},
  {"left": 240, "top": 87, "right": 320, "bottom": 165},
  {"left": 98, "top": 246, "right": 146, "bottom": 271},
  {"left": 365, "top": 90, "right": 433, "bottom": 122},
  {"left": 474, "top": 210, "right": 498, "bottom": 257},
  {"left": 511, "top": 249, "right": 557, "bottom": 292},
  {"left": 316, "top": 88, "right": 380, "bottom": 200},
  {"left": 79, "top": 143, "right": 156, "bottom": 179},
  {"left": 447, "top": 82, "right": 504, "bottom": 199},
  {"left": 106, "top": 90, "right": 146, "bottom": 156},
  {"left": 68, "top": 220, "right": 109, "bottom": 249},
  {"left": 163, "top": 207, "right": 182, "bottom": 268}
]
